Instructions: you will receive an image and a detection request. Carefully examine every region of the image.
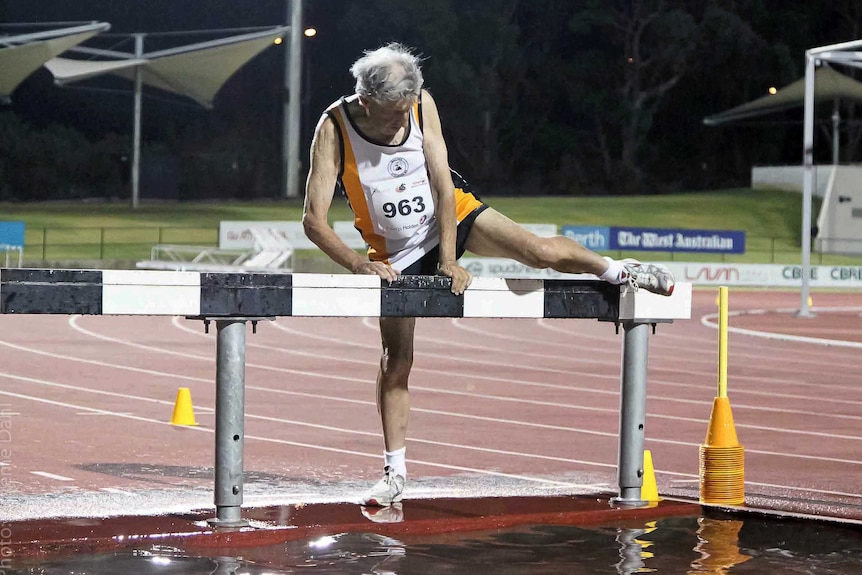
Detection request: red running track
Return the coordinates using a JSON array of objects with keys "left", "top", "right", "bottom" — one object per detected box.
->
[{"left": 0, "top": 288, "right": 860, "bottom": 521}]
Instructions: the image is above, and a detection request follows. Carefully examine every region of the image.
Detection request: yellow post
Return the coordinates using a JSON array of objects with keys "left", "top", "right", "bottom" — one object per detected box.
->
[
  {"left": 718, "top": 286, "right": 728, "bottom": 398},
  {"left": 700, "top": 286, "right": 745, "bottom": 505}
]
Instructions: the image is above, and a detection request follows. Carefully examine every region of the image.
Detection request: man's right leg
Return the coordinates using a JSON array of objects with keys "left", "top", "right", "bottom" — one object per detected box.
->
[
  {"left": 377, "top": 316, "right": 415, "bottom": 454},
  {"left": 464, "top": 208, "right": 674, "bottom": 296},
  {"left": 361, "top": 316, "right": 415, "bottom": 506}
]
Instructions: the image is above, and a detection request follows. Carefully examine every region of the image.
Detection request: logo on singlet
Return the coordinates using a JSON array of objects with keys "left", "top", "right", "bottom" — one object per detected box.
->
[{"left": 388, "top": 157, "right": 409, "bottom": 177}]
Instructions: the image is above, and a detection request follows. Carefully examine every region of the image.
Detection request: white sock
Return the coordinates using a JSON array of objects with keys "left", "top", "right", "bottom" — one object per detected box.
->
[
  {"left": 384, "top": 447, "right": 407, "bottom": 478},
  {"left": 599, "top": 257, "right": 626, "bottom": 285}
]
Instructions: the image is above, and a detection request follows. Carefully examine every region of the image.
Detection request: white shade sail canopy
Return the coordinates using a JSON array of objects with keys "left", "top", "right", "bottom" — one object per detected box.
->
[
  {"left": 0, "top": 22, "right": 109, "bottom": 100},
  {"left": 43, "top": 57, "right": 144, "bottom": 83},
  {"left": 44, "top": 26, "right": 289, "bottom": 108},
  {"left": 704, "top": 66, "right": 862, "bottom": 126}
]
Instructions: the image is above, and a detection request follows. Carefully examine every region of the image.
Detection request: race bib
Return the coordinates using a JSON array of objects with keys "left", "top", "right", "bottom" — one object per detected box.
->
[{"left": 367, "top": 178, "right": 435, "bottom": 240}]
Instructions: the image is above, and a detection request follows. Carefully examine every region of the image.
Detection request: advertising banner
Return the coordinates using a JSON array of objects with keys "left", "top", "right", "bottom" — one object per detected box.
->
[
  {"left": 0, "top": 221, "right": 25, "bottom": 248},
  {"left": 611, "top": 227, "right": 745, "bottom": 253},
  {"left": 219, "top": 221, "right": 365, "bottom": 250},
  {"left": 562, "top": 225, "right": 745, "bottom": 254},
  {"left": 561, "top": 226, "right": 611, "bottom": 250},
  {"left": 458, "top": 257, "right": 862, "bottom": 289},
  {"left": 663, "top": 262, "right": 862, "bottom": 288}
]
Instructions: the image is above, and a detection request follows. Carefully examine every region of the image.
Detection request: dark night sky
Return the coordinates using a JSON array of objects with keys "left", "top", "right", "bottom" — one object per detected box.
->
[
  {"left": 2, "top": 0, "right": 287, "bottom": 35},
  {"left": 0, "top": 0, "right": 356, "bottom": 150}
]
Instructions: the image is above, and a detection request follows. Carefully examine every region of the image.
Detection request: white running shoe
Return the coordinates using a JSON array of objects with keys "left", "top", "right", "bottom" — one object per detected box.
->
[
  {"left": 621, "top": 259, "right": 675, "bottom": 296},
  {"left": 360, "top": 466, "right": 405, "bottom": 506},
  {"left": 361, "top": 502, "right": 404, "bottom": 523}
]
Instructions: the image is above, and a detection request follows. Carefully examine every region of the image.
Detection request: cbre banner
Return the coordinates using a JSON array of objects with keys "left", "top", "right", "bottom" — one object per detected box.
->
[{"left": 562, "top": 225, "right": 745, "bottom": 254}]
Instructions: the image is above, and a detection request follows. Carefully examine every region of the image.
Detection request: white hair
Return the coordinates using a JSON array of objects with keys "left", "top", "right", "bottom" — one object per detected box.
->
[{"left": 349, "top": 43, "right": 424, "bottom": 102}]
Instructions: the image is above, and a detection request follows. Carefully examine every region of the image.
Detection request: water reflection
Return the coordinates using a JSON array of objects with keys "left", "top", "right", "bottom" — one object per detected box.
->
[
  {"left": 361, "top": 502, "right": 404, "bottom": 524},
  {"left": 6, "top": 512, "right": 862, "bottom": 574},
  {"left": 689, "top": 517, "right": 751, "bottom": 574},
  {"left": 6, "top": 548, "right": 259, "bottom": 575},
  {"left": 615, "top": 521, "right": 657, "bottom": 574}
]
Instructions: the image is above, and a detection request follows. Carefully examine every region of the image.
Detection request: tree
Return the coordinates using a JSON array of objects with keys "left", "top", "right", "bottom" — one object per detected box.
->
[
  {"left": 334, "top": 0, "right": 525, "bottom": 190},
  {"left": 564, "top": 0, "right": 698, "bottom": 194},
  {"left": 830, "top": 1, "right": 862, "bottom": 162}
]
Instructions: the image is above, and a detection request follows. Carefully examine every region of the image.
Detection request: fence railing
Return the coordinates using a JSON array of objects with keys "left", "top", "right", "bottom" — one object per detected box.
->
[
  {"left": 12, "top": 226, "right": 862, "bottom": 266},
  {"left": 23, "top": 226, "right": 218, "bottom": 261}
]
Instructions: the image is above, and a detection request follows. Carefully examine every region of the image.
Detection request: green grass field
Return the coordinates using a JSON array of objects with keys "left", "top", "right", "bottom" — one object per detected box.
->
[{"left": 1, "top": 189, "right": 858, "bottom": 265}]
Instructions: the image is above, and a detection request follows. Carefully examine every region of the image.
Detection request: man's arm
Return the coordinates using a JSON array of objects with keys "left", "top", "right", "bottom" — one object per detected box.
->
[
  {"left": 302, "top": 115, "right": 398, "bottom": 281},
  {"left": 420, "top": 90, "right": 472, "bottom": 294}
]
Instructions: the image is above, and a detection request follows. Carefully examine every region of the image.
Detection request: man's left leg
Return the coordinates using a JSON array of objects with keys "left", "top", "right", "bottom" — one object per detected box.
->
[
  {"left": 464, "top": 208, "right": 674, "bottom": 295},
  {"left": 361, "top": 316, "right": 415, "bottom": 506},
  {"left": 464, "top": 207, "right": 610, "bottom": 275}
]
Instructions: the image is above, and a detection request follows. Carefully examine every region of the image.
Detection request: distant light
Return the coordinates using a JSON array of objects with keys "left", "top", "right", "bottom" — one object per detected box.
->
[
  {"left": 274, "top": 37, "right": 283, "bottom": 45},
  {"left": 304, "top": 28, "right": 317, "bottom": 37},
  {"left": 627, "top": 57, "right": 634, "bottom": 64},
  {"left": 768, "top": 86, "right": 777, "bottom": 95}
]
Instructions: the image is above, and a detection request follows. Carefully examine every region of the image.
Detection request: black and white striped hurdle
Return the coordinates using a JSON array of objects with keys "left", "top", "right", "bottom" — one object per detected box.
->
[{"left": 1, "top": 268, "right": 692, "bottom": 524}]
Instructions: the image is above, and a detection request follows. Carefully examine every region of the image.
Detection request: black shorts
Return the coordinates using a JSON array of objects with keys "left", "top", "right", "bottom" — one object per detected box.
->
[{"left": 401, "top": 204, "right": 488, "bottom": 276}]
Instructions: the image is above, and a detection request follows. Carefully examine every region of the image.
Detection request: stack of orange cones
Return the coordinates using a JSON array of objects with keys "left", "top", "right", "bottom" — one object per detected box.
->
[
  {"left": 700, "top": 286, "right": 744, "bottom": 505},
  {"left": 699, "top": 397, "right": 744, "bottom": 504}
]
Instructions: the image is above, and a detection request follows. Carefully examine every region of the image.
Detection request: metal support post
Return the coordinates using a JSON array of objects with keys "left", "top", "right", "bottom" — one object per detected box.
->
[
  {"left": 131, "top": 33, "right": 144, "bottom": 209},
  {"left": 210, "top": 319, "right": 248, "bottom": 527},
  {"left": 612, "top": 321, "right": 650, "bottom": 506},
  {"left": 283, "top": 0, "right": 303, "bottom": 198},
  {"left": 798, "top": 52, "right": 816, "bottom": 318}
]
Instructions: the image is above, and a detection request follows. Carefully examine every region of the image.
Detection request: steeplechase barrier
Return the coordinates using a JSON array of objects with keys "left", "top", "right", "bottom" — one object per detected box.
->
[{"left": 0, "top": 269, "right": 692, "bottom": 526}]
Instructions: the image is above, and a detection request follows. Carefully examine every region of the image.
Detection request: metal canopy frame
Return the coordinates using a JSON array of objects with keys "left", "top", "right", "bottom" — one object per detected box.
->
[
  {"left": 0, "top": 21, "right": 110, "bottom": 102},
  {"left": 44, "top": 24, "right": 295, "bottom": 208},
  {"left": 703, "top": 66, "right": 862, "bottom": 166},
  {"left": 799, "top": 39, "right": 862, "bottom": 317}
]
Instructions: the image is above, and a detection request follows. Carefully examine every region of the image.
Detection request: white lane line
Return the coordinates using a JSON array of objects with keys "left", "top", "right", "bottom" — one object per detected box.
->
[
  {"left": 304, "top": 314, "right": 861, "bottom": 393},
  {"left": 3, "top": 320, "right": 860, "bottom": 500},
  {"left": 466, "top": 314, "right": 862, "bottom": 380},
  {"left": 273, "top": 320, "right": 610, "bottom": 375},
  {"left": 0, "top": 371, "right": 211, "bottom": 413},
  {"left": 2, "top": 347, "right": 861, "bottom": 494},
  {"left": 6, "top": 319, "right": 861, "bottom": 453},
  {"left": 702, "top": 306, "right": 862, "bottom": 349},
  {"left": 0, "top": 371, "right": 621, "bottom": 475},
  {"left": 187, "top": 319, "right": 862, "bottom": 425},
  {"left": 0, "top": 387, "right": 596, "bottom": 490},
  {"left": 10, "top": 380, "right": 862, "bottom": 497},
  {"left": 743, "top": 480, "right": 862, "bottom": 499},
  {"left": 661, "top": 476, "right": 862, "bottom": 500},
  {"left": 538, "top": 317, "right": 862, "bottom": 371},
  {"left": 63, "top": 317, "right": 862, "bottom": 432},
  {"left": 267, "top": 319, "right": 862, "bottom": 407},
  {"left": 3, "top": 372, "right": 862, "bottom": 467},
  {"left": 0, "top": 340, "right": 207, "bottom": 383},
  {"left": 30, "top": 471, "right": 74, "bottom": 481},
  {"left": 3, "top": 321, "right": 860, "bottom": 450}
]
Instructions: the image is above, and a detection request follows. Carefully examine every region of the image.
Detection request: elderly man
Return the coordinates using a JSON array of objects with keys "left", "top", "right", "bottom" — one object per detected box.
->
[{"left": 303, "top": 43, "right": 674, "bottom": 506}]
